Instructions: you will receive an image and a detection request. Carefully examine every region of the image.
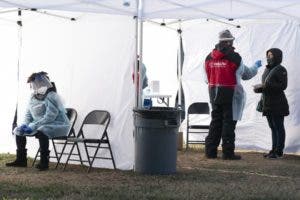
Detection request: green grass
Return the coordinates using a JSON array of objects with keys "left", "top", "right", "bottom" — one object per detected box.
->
[{"left": 0, "top": 149, "right": 300, "bottom": 200}]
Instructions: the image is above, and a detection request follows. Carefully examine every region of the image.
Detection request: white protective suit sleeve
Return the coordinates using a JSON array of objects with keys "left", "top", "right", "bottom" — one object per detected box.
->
[{"left": 239, "top": 60, "right": 258, "bottom": 80}]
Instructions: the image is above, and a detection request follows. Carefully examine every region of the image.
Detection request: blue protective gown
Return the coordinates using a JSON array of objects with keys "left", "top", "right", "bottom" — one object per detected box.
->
[{"left": 15, "top": 91, "right": 70, "bottom": 138}]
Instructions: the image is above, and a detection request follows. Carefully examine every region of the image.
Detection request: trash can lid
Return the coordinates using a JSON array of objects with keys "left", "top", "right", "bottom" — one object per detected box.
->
[{"left": 133, "top": 107, "right": 180, "bottom": 119}]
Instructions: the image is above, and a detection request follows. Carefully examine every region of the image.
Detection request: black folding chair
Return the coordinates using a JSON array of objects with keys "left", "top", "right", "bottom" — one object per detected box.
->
[
  {"left": 186, "top": 102, "right": 210, "bottom": 150},
  {"left": 32, "top": 108, "right": 82, "bottom": 168},
  {"left": 63, "top": 110, "right": 116, "bottom": 173}
]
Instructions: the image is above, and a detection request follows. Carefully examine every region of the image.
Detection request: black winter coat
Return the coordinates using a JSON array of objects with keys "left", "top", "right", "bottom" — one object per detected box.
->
[{"left": 256, "top": 65, "right": 289, "bottom": 116}]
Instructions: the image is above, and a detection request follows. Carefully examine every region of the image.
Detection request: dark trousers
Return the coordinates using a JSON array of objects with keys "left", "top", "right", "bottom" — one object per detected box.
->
[
  {"left": 266, "top": 115, "right": 285, "bottom": 154},
  {"left": 205, "top": 103, "right": 237, "bottom": 156},
  {"left": 16, "top": 131, "right": 49, "bottom": 152},
  {"left": 16, "top": 135, "right": 26, "bottom": 150}
]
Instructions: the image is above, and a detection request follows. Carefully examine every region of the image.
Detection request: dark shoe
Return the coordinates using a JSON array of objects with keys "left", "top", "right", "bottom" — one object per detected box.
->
[
  {"left": 276, "top": 150, "right": 283, "bottom": 158},
  {"left": 6, "top": 149, "right": 27, "bottom": 167},
  {"left": 206, "top": 154, "right": 217, "bottom": 159},
  {"left": 35, "top": 150, "right": 50, "bottom": 171},
  {"left": 263, "top": 150, "right": 274, "bottom": 158},
  {"left": 222, "top": 154, "right": 242, "bottom": 160},
  {"left": 266, "top": 152, "right": 278, "bottom": 159},
  {"left": 35, "top": 163, "right": 49, "bottom": 171},
  {"left": 276, "top": 154, "right": 283, "bottom": 159},
  {"left": 6, "top": 159, "right": 27, "bottom": 167},
  {"left": 205, "top": 146, "right": 217, "bottom": 159}
]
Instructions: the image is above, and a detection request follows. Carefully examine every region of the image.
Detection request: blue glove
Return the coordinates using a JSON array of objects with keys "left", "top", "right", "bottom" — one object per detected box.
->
[
  {"left": 16, "top": 124, "right": 26, "bottom": 132},
  {"left": 20, "top": 124, "right": 27, "bottom": 129},
  {"left": 20, "top": 125, "right": 32, "bottom": 133},
  {"left": 254, "top": 60, "right": 262, "bottom": 69}
]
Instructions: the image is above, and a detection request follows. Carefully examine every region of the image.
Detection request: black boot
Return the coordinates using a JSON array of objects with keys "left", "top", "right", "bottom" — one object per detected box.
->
[
  {"left": 205, "top": 139, "right": 218, "bottom": 159},
  {"left": 275, "top": 149, "right": 283, "bottom": 158},
  {"left": 35, "top": 131, "right": 50, "bottom": 171},
  {"left": 35, "top": 150, "right": 50, "bottom": 171},
  {"left": 6, "top": 149, "right": 27, "bottom": 167},
  {"left": 222, "top": 153, "right": 241, "bottom": 160},
  {"left": 222, "top": 140, "right": 240, "bottom": 160},
  {"left": 205, "top": 148, "right": 218, "bottom": 159},
  {"left": 263, "top": 149, "right": 275, "bottom": 158}
]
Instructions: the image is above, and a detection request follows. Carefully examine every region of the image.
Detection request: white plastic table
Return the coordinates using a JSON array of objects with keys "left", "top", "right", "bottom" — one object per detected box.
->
[{"left": 143, "top": 94, "right": 172, "bottom": 107}]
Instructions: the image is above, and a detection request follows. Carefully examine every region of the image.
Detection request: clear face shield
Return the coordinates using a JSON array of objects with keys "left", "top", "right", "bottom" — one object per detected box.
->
[{"left": 30, "top": 74, "right": 53, "bottom": 95}]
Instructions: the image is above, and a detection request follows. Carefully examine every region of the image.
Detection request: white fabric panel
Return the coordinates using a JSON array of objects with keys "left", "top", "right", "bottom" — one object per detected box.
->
[
  {"left": 182, "top": 19, "right": 300, "bottom": 153},
  {"left": 0, "top": 18, "right": 19, "bottom": 154},
  {"left": 143, "top": 22, "right": 178, "bottom": 106},
  {"left": 1, "top": 0, "right": 300, "bottom": 20},
  {"left": 11, "top": 12, "right": 135, "bottom": 170}
]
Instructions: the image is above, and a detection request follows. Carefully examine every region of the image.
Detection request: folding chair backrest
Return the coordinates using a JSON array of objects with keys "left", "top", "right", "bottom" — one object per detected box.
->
[
  {"left": 186, "top": 102, "right": 210, "bottom": 149},
  {"left": 83, "top": 110, "right": 110, "bottom": 125},
  {"left": 66, "top": 108, "right": 78, "bottom": 137},
  {"left": 78, "top": 110, "right": 110, "bottom": 138},
  {"left": 188, "top": 102, "right": 210, "bottom": 115}
]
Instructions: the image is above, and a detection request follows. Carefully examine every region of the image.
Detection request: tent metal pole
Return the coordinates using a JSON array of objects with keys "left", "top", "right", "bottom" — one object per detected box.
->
[
  {"left": 146, "top": 19, "right": 177, "bottom": 31},
  {"left": 0, "top": 8, "right": 19, "bottom": 14},
  {"left": 137, "top": 0, "right": 143, "bottom": 108},
  {"left": 166, "top": 18, "right": 240, "bottom": 28},
  {"left": 29, "top": 9, "right": 76, "bottom": 21},
  {"left": 134, "top": 15, "right": 138, "bottom": 108},
  {"left": 138, "top": 18, "right": 143, "bottom": 108},
  {"left": 13, "top": 8, "right": 23, "bottom": 131},
  {"left": 207, "top": 18, "right": 240, "bottom": 28},
  {"left": 177, "top": 29, "right": 182, "bottom": 109}
]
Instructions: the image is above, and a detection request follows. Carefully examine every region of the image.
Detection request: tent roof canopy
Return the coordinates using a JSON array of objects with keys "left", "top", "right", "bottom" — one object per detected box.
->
[{"left": 0, "top": 0, "right": 300, "bottom": 21}]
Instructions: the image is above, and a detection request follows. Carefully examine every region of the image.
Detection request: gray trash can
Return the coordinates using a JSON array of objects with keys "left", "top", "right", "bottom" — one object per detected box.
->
[{"left": 133, "top": 107, "right": 180, "bottom": 174}]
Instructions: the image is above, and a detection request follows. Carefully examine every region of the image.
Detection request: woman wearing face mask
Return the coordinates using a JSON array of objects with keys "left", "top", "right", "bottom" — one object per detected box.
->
[
  {"left": 6, "top": 72, "right": 70, "bottom": 170},
  {"left": 254, "top": 48, "right": 289, "bottom": 159}
]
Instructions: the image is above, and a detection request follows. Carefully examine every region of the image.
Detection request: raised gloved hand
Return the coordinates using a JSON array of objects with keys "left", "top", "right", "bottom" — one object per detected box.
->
[
  {"left": 254, "top": 60, "right": 262, "bottom": 69},
  {"left": 20, "top": 124, "right": 32, "bottom": 134}
]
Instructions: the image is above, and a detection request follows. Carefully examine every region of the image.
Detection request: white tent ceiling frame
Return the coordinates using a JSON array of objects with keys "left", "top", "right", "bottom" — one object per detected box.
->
[
  {"left": 0, "top": 8, "right": 77, "bottom": 22},
  {"left": 0, "top": 1, "right": 298, "bottom": 47}
]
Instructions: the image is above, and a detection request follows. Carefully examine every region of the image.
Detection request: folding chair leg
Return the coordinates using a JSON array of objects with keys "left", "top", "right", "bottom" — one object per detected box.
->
[
  {"left": 32, "top": 147, "right": 40, "bottom": 167},
  {"left": 83, "top": 142, "right": 92, "bottom": 173},
  {"left": 186, "top": 130, "right": 189, "bottom": 151},
  {"left": 107, "top": 141, "right": 116, "bottom": 169},
  {"left": 55, "top": 140, "right": 68, "bottom": 169},
  {"left": 87, "top": 143, "right": 101, "bottom": 173},
  {"left": 63, "top": 142, "right": 76, "bottom": 171},
  {"left": 51, "top": 139, "right": 59, "bottom": 163},
  {"left": 75, "top": 142, "right": 84, "bottom": 165}
]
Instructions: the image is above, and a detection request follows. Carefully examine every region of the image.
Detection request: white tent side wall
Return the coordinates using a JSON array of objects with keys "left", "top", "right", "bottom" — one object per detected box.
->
[{"left": 0, "top": 18, "right": 19, "bottom": 154}]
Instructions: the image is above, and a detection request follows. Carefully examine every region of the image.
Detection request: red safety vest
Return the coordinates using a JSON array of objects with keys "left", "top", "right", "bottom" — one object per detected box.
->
[{"left": 205, "top": 49, "right": 238, "bottom": 89}]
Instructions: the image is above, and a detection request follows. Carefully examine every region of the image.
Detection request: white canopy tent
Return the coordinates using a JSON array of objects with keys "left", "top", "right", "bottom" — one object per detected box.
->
[{"left": 0, "top": 1, "right": 299, "bottom": 170}]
